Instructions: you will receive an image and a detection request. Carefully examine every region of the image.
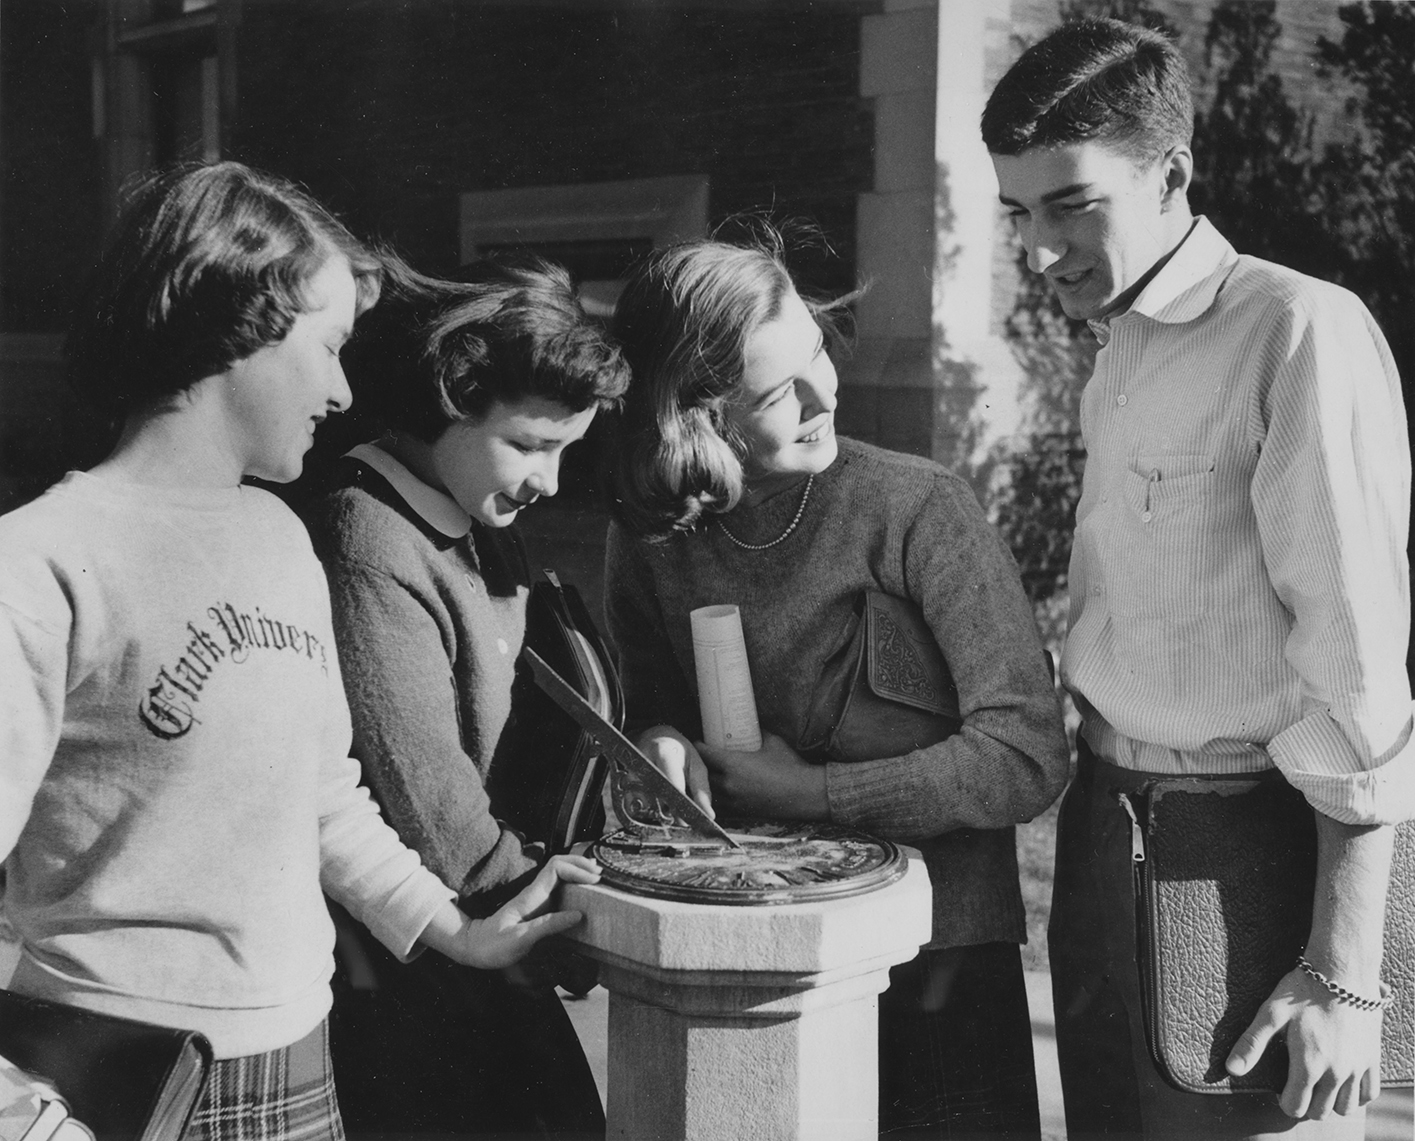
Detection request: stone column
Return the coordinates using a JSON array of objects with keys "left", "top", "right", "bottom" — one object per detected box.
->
[
  {"left": 563, "top": 853, "right": 932, "bottom": 1141},
  {"left": 849, "top": 0, "right": 1027, "bottom": 475},
  {"left": 933, "top": 0, "right": 1025, "bottom": 471},
  {"left": 848, "top": 1, "right": 939, "bottom": 459}
]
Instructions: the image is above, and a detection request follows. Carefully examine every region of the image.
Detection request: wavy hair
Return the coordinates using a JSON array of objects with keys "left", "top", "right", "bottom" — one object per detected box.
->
[
  {"left": 981, "top": 17, "right": 1193, "bottom": 165},
  {"left": 607, "top": 233, "right": 847, "bottom": 540},
  {"left": 345, "top": 256, "right": 630, "bottom": 442},
  {"left": 67, "top": 161, "right": 381, "bottom": 417}
]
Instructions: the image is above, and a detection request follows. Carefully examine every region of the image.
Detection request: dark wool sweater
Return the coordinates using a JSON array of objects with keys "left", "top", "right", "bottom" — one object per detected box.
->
[
  {"left": 606, "top": 437, "right": 1070, "bottom": 948},
  {"left": 304, "top": 461, "right": 542, "bottom": 902}
]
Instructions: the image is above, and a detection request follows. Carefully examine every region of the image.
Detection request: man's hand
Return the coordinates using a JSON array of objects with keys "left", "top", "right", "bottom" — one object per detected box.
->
[
  {"left": 1226, "top": 965, "right": 1383, "bottom": 1118},
  {"left": 697, "top": 731, "right": 829, "bottom": 820},
  {"left": 636, "top": 724, "right": 715, "bottom": 817},
  {"left": 1226, "top": 813, "right": 1394, "bottom": 1118},
  {"left": 419, "top": 854, "right": 601, "bottom": 970}
]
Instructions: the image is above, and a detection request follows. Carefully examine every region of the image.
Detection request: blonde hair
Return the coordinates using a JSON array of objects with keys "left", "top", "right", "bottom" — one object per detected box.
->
[{"left": 608, "top": 234, "right": 846, "bottom": 539}]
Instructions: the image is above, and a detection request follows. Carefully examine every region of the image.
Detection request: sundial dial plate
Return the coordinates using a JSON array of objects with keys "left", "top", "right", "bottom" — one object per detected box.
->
[{"left": 590, "top": 820, "right": 906, "bottom": 905}]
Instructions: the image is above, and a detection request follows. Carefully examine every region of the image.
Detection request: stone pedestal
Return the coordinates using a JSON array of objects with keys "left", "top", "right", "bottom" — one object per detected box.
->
[{"left": 563, "top": 852, "right": 932, "bottom": 1141}]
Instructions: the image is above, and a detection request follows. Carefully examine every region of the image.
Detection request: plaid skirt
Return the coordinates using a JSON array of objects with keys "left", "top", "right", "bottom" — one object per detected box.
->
[{"left": 184, "top": 1020, "right": 344, "bottom": 1141}]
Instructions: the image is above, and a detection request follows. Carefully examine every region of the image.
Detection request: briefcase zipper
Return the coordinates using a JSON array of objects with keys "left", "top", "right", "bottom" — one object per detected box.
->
[
  {"left": 1117, "top": 791, "right": 1146, "bottom": 863},
  {"left": 1117, "top": 791, "right": 1166, "bottom": 1072}
]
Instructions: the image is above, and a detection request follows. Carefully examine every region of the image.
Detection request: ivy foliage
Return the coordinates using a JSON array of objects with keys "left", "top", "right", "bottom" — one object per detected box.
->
[{"left": 1313, "top": 2, "right": 1415, "bottom": 397}]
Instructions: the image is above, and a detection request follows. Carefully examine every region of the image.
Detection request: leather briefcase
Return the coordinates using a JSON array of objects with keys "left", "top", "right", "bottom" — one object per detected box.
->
[
  {"left": 798, "top": 590, "right": 961, "bottom": 763},
  {"left": 1122, "top": 773, "right": 1413, "bottom": 1093}
]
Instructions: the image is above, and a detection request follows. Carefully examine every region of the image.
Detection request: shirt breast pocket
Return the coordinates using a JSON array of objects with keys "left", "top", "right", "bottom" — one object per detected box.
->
[
  {"left": 1125, "top": 454, "right": 1215, "bottom": 520},
  {"left": 1114, "top": 454, "right": 1219, "bottom": 618}
]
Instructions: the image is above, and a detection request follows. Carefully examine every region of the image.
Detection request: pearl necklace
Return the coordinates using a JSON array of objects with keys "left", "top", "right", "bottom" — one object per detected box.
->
[{"left": 717, "top": 475, "right": 815, "bottom": 551}]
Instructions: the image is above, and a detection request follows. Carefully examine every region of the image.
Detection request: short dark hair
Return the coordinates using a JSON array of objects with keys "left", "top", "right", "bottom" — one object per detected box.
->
[
  {"left": 346, "top": 256, "right": 630, "bottom": 442},
  {"left": 66, "top": 161, "right": 381, "bottom": 417},
  {"left": 982, "top": 17, "right": 1193, "bottom": 164},
  {"left": 607, "top": 234, "right": 846, "bottom": 540}
]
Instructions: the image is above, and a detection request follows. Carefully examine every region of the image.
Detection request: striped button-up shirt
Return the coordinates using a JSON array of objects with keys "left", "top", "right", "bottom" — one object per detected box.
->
[{"left": 1062, "top": 217, "right": 1414, "bottom": 825}]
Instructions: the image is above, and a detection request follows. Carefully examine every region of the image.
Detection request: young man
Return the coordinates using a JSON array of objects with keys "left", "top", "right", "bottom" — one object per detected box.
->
[{"left": 983, "top": 18, "right": 1411, "bottom": 1140}]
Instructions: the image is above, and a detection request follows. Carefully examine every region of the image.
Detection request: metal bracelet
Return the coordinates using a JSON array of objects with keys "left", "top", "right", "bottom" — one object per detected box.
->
[{"left": 1295, "top": 954, "right": 1393, "bottom": 1012}]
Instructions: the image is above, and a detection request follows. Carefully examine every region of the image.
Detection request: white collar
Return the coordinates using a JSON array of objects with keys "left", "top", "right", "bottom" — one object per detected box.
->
[
  {"left": 1088, "top": 216, "right": 1238, "bottom": 342},
  {"left": 345, "top": 442, "right": 472, "bottom": 539}
]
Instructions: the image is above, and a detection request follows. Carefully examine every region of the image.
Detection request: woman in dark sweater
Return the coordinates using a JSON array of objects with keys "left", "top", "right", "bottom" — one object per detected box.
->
[
  {"left": 301, "top": 258, "right": 629, "bottom": 1138},
  {"left": 603, "top": 236, "right": 1070, "bottom": 1140}
]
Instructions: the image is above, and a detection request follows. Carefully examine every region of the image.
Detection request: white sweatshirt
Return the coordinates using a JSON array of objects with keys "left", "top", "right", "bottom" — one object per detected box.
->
[{"left": 0, "top": 471, "right": 454, "bottom": 1059}]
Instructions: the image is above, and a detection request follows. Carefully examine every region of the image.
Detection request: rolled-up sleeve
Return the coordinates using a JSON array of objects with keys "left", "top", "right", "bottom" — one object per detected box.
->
[{"left": 1254, "top": 291, "right": 1414, "bottom": 825}]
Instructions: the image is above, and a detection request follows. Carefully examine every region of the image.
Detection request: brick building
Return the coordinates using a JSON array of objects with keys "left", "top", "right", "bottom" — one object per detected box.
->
[{"left": 0, "top": 0, "right": 1371, "bottom": 512}]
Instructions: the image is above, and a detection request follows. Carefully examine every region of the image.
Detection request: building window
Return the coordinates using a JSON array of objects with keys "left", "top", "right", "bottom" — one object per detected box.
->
[
  {"left": 97, "top": 0, "right": 231, "bottom": 213},
  {"left": 150, "top": 53, "right": 219, "bottom": 164},
  {"left": 459, "top": 175, "right": 709, "bottom": 317}
]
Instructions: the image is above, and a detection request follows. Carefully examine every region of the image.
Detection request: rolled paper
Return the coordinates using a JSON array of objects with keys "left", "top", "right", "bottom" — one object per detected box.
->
[{"left": 690, "top": 604, "right": 763, "bottom": 752}]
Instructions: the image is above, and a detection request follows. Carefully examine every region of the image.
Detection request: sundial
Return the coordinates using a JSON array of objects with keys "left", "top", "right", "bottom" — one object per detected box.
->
[
  {"left": 589, "top": 820, "right": 904, "bottom": 905},
  {"left": 526, "top": 650, "right": 906, "bottom": 905}
]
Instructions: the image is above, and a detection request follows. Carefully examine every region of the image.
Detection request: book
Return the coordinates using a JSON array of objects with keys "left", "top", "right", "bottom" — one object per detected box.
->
[
  {"left": 0, "top": 990, "right": 210, "bottom": 1141},
  {"left": 0, "top": 1051, "right": 95, "bottom": 1141}
]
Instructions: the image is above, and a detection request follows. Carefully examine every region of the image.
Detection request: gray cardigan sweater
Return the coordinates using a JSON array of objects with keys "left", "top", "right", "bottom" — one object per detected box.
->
[
  {"left": 605, "top": 437, "right": 1069, "bottom": 948},
  {"left": 303, "top": 455, "right": 543, "bottom": 904}
]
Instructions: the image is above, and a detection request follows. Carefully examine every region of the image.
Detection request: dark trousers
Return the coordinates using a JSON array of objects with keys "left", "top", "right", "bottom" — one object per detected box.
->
[
  {"left": 879, "top": 941, "right": 1042, "bottom": 1140},
  {"left": 1049, "top": 745, "right": 1364, "bottom": 1141},
  {"left": 328, "top": 909, "right": 604, "bottom": 1141}
]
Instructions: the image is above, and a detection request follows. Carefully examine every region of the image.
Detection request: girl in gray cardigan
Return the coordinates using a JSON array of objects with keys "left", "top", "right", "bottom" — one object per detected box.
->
[
  {"left": 302, "top": 258, "right": 629, "bottom": 1138},
  {"left": 604, "top": 235, "right": 1069, "bottom": 1140}
]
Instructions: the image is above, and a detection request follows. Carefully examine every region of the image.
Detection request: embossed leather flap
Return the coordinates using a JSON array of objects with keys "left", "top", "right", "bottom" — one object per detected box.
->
[
  {"left": 798, "top": 590, "right": 961, "bottom": 762},
  {"left": 862, "top": 591, "right": 960, "bottom": 719}
]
